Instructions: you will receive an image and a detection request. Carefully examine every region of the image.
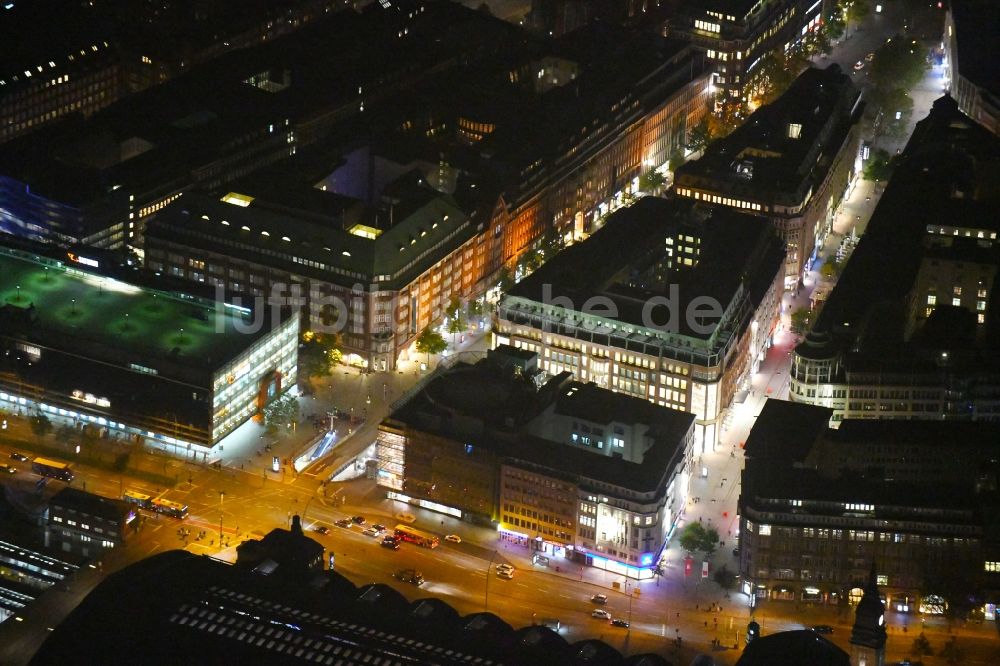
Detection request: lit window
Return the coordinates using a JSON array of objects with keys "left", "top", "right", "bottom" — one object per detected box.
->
[
  {"left": 787, "top": 123, "right": 802, "bottom": 139},
  {"left": 759, "top": 524, "right": 771, "bottom": 536},
  {"left": 952, "top": 298, "right": 961, "bottom": 307},
  {"left": 927, "top": 294, "right": 936, "bottom": 305}
]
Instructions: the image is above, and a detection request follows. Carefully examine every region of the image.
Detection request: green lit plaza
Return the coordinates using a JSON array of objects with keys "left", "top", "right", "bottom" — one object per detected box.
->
[{"left": 0, "top": 246, "right": 298, "bottom": 455}]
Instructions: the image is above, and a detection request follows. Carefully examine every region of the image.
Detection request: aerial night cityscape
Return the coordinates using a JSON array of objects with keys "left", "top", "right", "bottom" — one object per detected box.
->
[{"left": 0, "top": 1, "right": 998, "bottom": 665}]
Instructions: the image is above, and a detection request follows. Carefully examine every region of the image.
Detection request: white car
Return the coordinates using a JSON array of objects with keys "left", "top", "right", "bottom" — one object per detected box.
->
[
  {"left": 496, "top": 563, "right": 514, "bottom": 574},
  {"left": 496, "top": 569, "right": 514, "bottom": 579},
  {"left": 591, "top": 609, "right": 612, "bottom": 619},
  {"left": 444, "top": 534, "right": 462, "bottom": 544},
  {"left": 362, "top": 527, "right": 380, "bottom": 537}
]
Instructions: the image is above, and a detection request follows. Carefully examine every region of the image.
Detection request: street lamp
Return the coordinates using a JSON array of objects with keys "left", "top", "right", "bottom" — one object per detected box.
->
[
  {"left": 485, "top": 550, "right": 499, "bottom": 612},
  {"left": 219, "top": 491, "right": 225, "bottom": 541}
]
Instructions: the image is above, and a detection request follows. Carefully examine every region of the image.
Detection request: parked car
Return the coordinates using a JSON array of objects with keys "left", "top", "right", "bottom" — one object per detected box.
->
[
  {"left": 865, "top": 51, "right": 875, "bottom": 62},
  {"left": 362, "top": 527, "right": 379, "bottom": 537},
  {"left": 444, "top": 534, "right": 462, "bottom": 544},
  {"left": 313, "top": 525, "right": 330, "bottom": 535},
  {"left": 350, "top": 516, "right": 366, "bottom": 525},
  {"left": 394, "top": 569, "right": 424, "bottom": 585},
  {"left": 591, "top": 594, "right": 608, "bottom": 605},
  {"left": 0, "top": 464, "right": 16, "bottom": 474},
  {"left": 591, "top": 609, "right": 612, "bottom": 620},
  {"left": 9, "top": 452, "right": 28, "bottom": 462},
  {"left": 335, "top": 519, "right": 352, "bottom": 529},
  {"left": 811, "top": 625, "right": 834, "bottom": 634},
  {"left": 611, "top": 618, "right": 630, "bottom": 628},
  {"left": 854, "top": 60, "right": 865, "bottom": 71}
]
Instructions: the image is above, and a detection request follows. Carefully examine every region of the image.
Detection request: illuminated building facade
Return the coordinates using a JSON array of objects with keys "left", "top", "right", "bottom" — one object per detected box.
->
[
  {"left": 46, "top": 488, "right": 129, "bottom": 558},
  {"left": 789, "top": 96, "right": 1000, "bottom": 424},
  {"left": 665, "top": 0, "right": 825, "bottom": 105},
  {"left": 0, "top": 244, "right": 297, "bottom": 457},
  {"left": 739, "top": 399, "right": 1000, "bottom": 618},
  {"left": 376, "top": 350, "right": 695, "bottom": 578},
  {"left": 674, "top": 65, "right": 864, "bottom": 288},
  {"left": 495, "top": 196, "right": 785, "bottom": 451}
]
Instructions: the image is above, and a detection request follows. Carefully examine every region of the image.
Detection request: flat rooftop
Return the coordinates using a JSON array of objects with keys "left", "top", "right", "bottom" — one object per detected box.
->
[
  {"left": 391, "top": 361, "right": 694, "bottom": 493},
  {"left": 505, "top": 196, "right": 784, "bottom": 340},
  {"left": 811, "top": 95, "right": 1000, "bottom": 350},
  {"left": 675, "top": 65, "right": 860, "bottom": 203},
  {"left": 0, "top": 247, "right": 274, "bottom": 383}
]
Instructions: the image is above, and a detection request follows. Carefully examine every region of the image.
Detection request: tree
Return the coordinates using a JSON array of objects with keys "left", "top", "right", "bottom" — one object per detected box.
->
[
  {"left": 638, "top": 169, "right": 666, "bottom": 194},
  {"left": 878, "top": 88, "right": 915, "bottom": 138},
  {"left": 709, "top": 100, "right": 746, "bottom": 139},
  {"left": 802, "top": 26, "right": 832, "bottom": 57},
  {"left": 713, "top": 564, "right": 735, "bottom": 591},
  {"left": 415, "top": 326, "right": 447, "bottom": 366},
  {"left": 497, "top": 267, "right": 515, "bottom": 293},
  {"left": 790, "top": 307, "right": 811, "bottom": 334},
  {"left": 298, "top": 331, "right": 342, "bottom": 379},
  {"left": 910, "top": 632, "right": 934, "bottom": 658},
  {"left": 668, "top": 149, "right": 685, "bottom": 173},
  {"left": 445, "top": 296, "right": 466, "bottom": 347},
  {"left": 820, "top": 259, "right": 842, "bottom": 281},
  {"left": 678, "top": 522, "right": 720, "bottom": 556},
  {"left": 845, "top": 0, "right": 870, "bottom": 27},
  {"left": 468, "top": 298, "right": 485, "bottom": 318},
  {"left": 862, "top": 148, "right": 895, "bottom": 182},
  {"left": 871, "top": 35, "right": 928, "bottom": 95},
  {"left": 262, "top": 395, "right": 299, "bottom": 432},
  {"left": 30, "top": 413, "right": 52, "bottom": 442},
  {"left": 824, "top": 8, "right": 846, "bottom": 41},
  {"left": 686, "top": 115, "right": 713, "bottom": 154}
]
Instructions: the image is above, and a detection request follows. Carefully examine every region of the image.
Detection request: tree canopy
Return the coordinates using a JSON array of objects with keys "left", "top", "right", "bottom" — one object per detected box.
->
[
  {"left": 862, "top": 148, "right": 897, "bottom": 181},
  {"left": 871, "top": 35, "right": 928, "bottom": 94},
  {"left": 263, "top": 395, "right": 299, "bottom": 432},
  {"left": 30, "top": 413, "right": 53, "bottom": 442},
  {"left": 679, "top": 522, "right": 720, "bottom": 556},
  {"left": 415, "top": 326, "right": 447, "bottom": 360},
  {"left": 298, "top": 331, "right": 342, "bottom": 378}
]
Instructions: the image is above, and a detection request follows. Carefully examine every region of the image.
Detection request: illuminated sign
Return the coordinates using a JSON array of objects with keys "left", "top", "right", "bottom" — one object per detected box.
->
[
  {"left": 67, "top": 252, "right": 100, "bottom": 268},
  {"left": 71, "top": 390, "right": 111, "bottom": 408}
]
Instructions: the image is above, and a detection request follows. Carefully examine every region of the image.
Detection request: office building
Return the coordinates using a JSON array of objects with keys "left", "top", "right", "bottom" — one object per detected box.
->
[
  {"left": 944, "top": 0, "right": 1000, "bottom": 135},
  {"left": 738, "top": 399, "right": 1000, "bottom": 617},
  {"left": 377, "top": 349, "right": 695, "bottom": 577},
  {"left": 142, "top": 20, "right": 710, "bottom": 369},
  {"left": 665, "top": 0, "right": 824, "bottom": 105},
  {"left": 0, "top": 0, "right": 342, "bottom": 145},
  {"left": 495, "top": 196, "right": 785, "bottom": 450},
  {"left": 0, "top": 0, "right": 525, "bottom": 249},
  {"left": 674, "top": 65, "right": 864, "bottom": 287},
  {"left": 0, "top": 538, "right": 80, "bottom": 625},
  {"left": 789, "top": 96, "right": 1000, "bottom": 423},
  {"left": 0, "top": 243, "right": 298, "bottom": 457},
  {"left": 46, "top": 488, "right": 130, "bottom": 558}
]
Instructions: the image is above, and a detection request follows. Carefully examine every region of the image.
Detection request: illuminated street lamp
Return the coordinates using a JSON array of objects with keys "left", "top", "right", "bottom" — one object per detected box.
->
[{"left": 219, "top": 491, "right": 225, "bottom": 540}]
